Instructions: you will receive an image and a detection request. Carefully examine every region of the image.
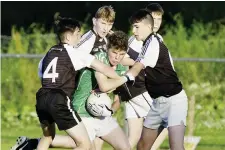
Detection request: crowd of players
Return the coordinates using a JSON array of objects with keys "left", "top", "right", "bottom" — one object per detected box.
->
[{"left": 11, "top": 3, "right": 188, "bottom": 150}]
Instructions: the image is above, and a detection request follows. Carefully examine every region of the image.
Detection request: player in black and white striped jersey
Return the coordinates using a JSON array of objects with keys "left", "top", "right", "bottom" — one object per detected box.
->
[
  {"left": 76, "top": 5, "right": 115, "bottom": 55},
  {"left": 11, "top": 7, "right": 116, "bottom": 150},
  {"left": 117, "top": 4, "right": 167, "bottom": 149},
  {"left": 76, "top": 5, "right": 118, "bottom": 150},
  {"left": 127, "top": 9, "right": 188, "bottom": 150}
]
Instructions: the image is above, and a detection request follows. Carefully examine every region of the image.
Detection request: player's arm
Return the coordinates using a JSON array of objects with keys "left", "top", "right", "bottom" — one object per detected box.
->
[
  {"left": 111, "top": 94, "right": 120, "bottom": 114},
  {"left": 67, "top": 46, "right": 127, "bottom": 80},
  {"left": 126, "top": 62, "right": 144, "bottom": 77},
  {"left": 95, "top": 70, "right": 127, "bottom": 93},
  {"left": 121, "top": 35, "right": 142, "bottom": 66},
  {"left": 120, "top": 55, "right": 135, "bottom": 66},
  {"left": 126, "top": 37, "right": 159, "bottom": 77},
  {"left": 90, "top": 59, "right": 122, "bottom": 79}
]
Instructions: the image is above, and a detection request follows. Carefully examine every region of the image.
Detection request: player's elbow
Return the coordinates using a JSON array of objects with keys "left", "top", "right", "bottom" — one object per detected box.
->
[{"left": 98, "top": 85, "right": 111, "bottom": 93}]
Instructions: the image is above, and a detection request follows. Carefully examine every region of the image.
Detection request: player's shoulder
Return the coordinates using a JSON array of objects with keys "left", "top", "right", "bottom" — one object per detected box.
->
[
  {"left": 65, "top": 44, "right": 90, "bottom": 62},
  {"left": 49, "top": 44, "right": 65, "bottom": 51},
  {"left": 128, "top": 35, "right": 143, "bottom": 47},
  {"left": 64, "top": 44, "right": 78, "bottom": 55},
  {"left": 128, "top": 35, "right": 136, "bottom": 45},
  {"left": 77, "top": 30, "right": 96, "bottom": 47},
  {"left": 82, "top": 30, "right": 95, "bottom": 39},
  {"left": 142, "top": 34, "right": 159, "bottom": 51}
]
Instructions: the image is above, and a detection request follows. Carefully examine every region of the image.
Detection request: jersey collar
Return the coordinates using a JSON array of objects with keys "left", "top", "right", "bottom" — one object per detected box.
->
[
  {"left": 63, "top": 43, "right": 75, "bottom": 49},
  {"left": 143, "top": 33, "right": 155, "bottom": 46}
]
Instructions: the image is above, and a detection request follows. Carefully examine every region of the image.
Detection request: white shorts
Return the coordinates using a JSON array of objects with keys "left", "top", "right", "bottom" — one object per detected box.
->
[
  {"left": 125, "top": 91, "right": 152, "bottom": 119},
  {"left": 144, "top": 90, "right": 188, "bottom": 129},
  {"left": 82, "top": 116, "right": 119, "bottom": 141}
]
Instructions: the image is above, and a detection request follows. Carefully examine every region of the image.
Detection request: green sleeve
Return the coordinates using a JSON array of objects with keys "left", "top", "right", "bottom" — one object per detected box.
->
[{"left": 72, "top": 69, "right": 96, "bottom": 117}]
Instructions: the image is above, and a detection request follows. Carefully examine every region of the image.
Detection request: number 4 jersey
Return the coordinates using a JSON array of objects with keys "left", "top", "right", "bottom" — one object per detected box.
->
[{"left": 37, "top": 44, "right": 95, "bottom": 98}]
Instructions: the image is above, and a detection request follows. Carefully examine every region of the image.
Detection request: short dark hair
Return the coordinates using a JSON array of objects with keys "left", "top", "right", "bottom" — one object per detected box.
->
[
  {"left": 107, "top": 31, "right": 128, "bottom": 51},
  {"left": 129, "top": 9, "right": 154, "bottom": 27},
  {"left": 54, "top": 15, "right": 81, "bottom": 42},
  {"left": 146, "top": 3, "right": 164, "bottom": 15}
]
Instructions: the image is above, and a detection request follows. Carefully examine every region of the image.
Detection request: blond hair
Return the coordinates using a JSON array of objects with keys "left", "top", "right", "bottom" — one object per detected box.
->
[{"left": 95, "top": 5, "right": 115, "bottom": 23}]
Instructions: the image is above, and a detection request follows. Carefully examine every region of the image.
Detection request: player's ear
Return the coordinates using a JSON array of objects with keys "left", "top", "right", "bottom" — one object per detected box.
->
[
  {"left": 65, "top": 32, "right": 71, "bottom": 42},
  {"left": 92, "top": 17, "right": 97, "bottom": 26}
]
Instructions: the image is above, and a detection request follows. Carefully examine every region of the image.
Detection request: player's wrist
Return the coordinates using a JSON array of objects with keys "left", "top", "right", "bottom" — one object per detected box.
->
[
  {"left": 122, "top": 75, "right": 128, "bottom": 82},
  {"left": 124, "top": 73, "right": 134, "bottom": 82}
]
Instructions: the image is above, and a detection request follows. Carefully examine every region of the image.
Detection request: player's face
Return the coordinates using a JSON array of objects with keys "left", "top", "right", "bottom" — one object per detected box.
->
[
  {"left": 108, "top": 48, "right": 126, "bottom": 66},
  {"left": 151, "top": 12, "right": 162, "bottom": 33},
  {"left": 93, "top": 18, "right": 113, "bottom": 38},
  {"left": 132, "top": 20, "right": 152, "bottom": 41},
  {"left": 71, "top": 28, "right": 81, "bottom": 46}
]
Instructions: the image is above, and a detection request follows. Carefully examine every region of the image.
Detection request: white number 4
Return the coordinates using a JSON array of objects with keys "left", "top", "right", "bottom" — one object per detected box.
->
[{"left": 43, "top": 57, "right": 59, "bottom": 83}]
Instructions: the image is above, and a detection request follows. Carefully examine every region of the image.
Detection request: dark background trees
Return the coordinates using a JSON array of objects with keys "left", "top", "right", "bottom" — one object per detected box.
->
[{"left": 1, "top": 1, "right": 225, "bottom": 35}]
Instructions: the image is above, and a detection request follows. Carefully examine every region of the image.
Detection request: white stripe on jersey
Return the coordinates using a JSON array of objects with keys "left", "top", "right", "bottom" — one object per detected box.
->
[
  {"left": 168, "top": 52, "right": 175, "bottom": 71},
  {"left": 140, "top": 37, "right": 152, "bottom": 57},
  {"left": 77, "top": 30, "right": 94, "bottom": 47},
  {"left": 136, "top": 36, "right": 152, "bottom": 62},
  {"left": 128, "top": 36, "right": 135, "bottom": 46},
  {"left": 66, "top": 96, "right": 80, "bottom": 123}
]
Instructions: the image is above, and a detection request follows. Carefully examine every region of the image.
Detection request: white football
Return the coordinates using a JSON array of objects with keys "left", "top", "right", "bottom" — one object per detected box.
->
[{"left": 86, "top": 92, "right": 112, "bottom": 117}]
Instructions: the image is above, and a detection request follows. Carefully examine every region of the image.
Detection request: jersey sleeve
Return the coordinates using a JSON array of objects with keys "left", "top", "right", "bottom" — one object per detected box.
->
[
  {"left": 128, "top": 36, "right": 143, "bottom": 53},
  {"left": 66, "top": 45, "right": 95, "bottom": 71},
  {"left": 76, "top": 31, "right": 96, "bottom": 54},
  {"left": 127, "top": 36, "right": 143, "bottom": 61},
  {"left": 136, "top": 37, "right": 159, "bottom": 68}
]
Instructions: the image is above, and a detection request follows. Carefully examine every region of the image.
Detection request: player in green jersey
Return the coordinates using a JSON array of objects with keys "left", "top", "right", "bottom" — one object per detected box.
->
[{"left": 72, "top": 31, "right": 130, "bottom": 150}]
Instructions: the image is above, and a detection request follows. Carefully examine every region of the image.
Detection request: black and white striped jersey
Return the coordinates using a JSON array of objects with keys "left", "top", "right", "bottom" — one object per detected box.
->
[
  {"left": 125, "top": 34, "right": 163, "bottom": 98},
  {"left": 37, "top": 44, "right": 95, "bottom": 98},
  {"left": 136, "top": 34, "right": 182, "bottom": 99},
  {"left": 76, "top": 29, "right": 107, "bottom": 54},
  {"left": 128, "top": 33, "right": 163, "bottom": 59}
]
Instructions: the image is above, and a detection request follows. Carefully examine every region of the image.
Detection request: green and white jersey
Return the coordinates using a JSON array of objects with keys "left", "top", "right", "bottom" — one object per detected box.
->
[{"left": 72, "top": 51, "right": 128, "bottom": 117}]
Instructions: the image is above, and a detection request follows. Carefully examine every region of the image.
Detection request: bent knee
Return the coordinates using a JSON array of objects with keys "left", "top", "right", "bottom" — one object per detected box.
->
[
  {"left": 129, "top": 134, "right": 141, "bottom": 148},
  {"left": 76, "top": 141, "right": 91, "bottom": 150},
  {"left": 117, "top": 143, "right": 131, "bottom": 150},
  {"left": 42, "top": 136, "right": 54, "bottom": 141}
]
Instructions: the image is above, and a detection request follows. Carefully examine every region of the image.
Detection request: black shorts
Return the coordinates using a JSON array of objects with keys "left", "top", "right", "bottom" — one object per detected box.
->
[{"left": 36, "top": 90, "right": 82, "bottom": 130}]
